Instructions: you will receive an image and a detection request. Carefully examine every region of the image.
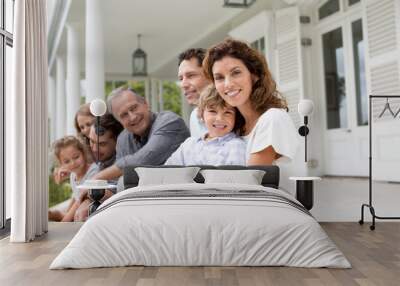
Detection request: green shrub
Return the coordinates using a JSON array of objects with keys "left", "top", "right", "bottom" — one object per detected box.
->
[{"left": 49, "top": 176, "right": 72, "bottom": 208}]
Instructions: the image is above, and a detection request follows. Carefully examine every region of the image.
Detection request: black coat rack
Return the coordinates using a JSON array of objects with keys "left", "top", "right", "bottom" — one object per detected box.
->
[{"left": 359, "top": 95, "right": 400, "bottom": 230}]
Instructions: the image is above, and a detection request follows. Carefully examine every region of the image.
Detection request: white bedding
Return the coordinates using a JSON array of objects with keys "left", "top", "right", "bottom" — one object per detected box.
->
[{"left": 50, "top": 183, "right": 351, "bottom": 269}]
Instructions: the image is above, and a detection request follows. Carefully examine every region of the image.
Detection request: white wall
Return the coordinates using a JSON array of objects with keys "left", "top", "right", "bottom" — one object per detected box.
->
[{"left": 228, "top": 11, "right": 276, "bottom": 74}]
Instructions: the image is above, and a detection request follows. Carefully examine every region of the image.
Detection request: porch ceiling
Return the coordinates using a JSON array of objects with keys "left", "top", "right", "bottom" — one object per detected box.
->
[{"left": 53, "top": 0, "right": 292, "bottom": 80}]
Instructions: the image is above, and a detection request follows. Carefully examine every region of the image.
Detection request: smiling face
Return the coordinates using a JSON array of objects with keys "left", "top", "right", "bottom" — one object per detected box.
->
[
  {"left": 89, "top": 126, "right": 117, "bottom": 162},
  {"left": 58, "top": 145, "right": 87, "bottom": 176},
  {"left": 112, "top": 91, "right": 151, "bottom": 137},
  {"left": 178, "top": 58, "right": 210, "bottom": 106},
  {"left": 77, "top": 114, "right": 95, "bottom": 138},
  {"left": 202, "top": 104, "right": 236, "bottom": 139},
  {"left": 212, "top": 56, "right": 254, "bottom": 109}
]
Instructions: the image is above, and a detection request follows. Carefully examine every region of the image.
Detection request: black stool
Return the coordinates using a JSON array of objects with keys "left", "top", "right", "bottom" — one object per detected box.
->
[
  {"left": 289, "top": 177, "right": 321, "bottom": 210},
  {"left": 88, "top": 189, "right": 105, "bottom": 216}
]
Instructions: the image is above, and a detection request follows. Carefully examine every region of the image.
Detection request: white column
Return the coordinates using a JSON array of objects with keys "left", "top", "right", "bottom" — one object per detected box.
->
[
  {"left": 47, "top": 75, "right": 57, "bottom": 143},
  {"left": 66, "top": 24, "right": 81, "bottom": 135},
  {"left": 181, "top": 92, "right": 192, "bottom": 126},
  {"left": 158, "top": 80, "right": 164, "bottom": 111},
  {"left": 144, "top": 78, "right": 150, "bottom": 104},
  {"left": 56, "top": 57, "right": 66, "bottom": 139},
  {"left": 85, "top": 0, "right": 105, "bottom": 102},
  {"left": 151, "top": 78, "right": 159, "bottom": 112}
]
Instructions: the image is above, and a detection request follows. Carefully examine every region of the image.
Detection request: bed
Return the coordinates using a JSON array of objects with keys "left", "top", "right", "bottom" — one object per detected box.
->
[{"left": 50, "top": 165, "right": 350, "bottom": 269}]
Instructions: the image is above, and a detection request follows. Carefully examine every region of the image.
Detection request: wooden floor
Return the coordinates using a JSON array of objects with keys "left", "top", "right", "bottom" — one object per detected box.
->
[{"left": 0, "top": 222, "right": 399, "bottom": 286}]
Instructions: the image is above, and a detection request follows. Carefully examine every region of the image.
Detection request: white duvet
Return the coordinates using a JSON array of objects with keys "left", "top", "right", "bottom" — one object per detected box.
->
[{"left": 50, "top": 183, "right": 351, "bottom": 269}]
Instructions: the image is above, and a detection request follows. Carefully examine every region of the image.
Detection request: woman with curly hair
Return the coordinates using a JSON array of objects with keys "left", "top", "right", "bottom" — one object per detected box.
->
[
  {"left": 74, "top": 103, "right": 95, "bottom": 145},
  {"left": 203, "top": 38, "right": 299, "bottom": 165}
]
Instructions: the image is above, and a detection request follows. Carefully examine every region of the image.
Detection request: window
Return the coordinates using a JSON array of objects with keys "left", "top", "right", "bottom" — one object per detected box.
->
[
  {"left": 251, "top": 37, "right": 265, "bottom": 56},
  {"left": 322, "top": 27, "right": 347, "bottom": 129},
  {"left": 104, "top": 80, "right": 145, "bottom": 99},
  {"left": 352, "top": 19, "right": 367, "bottom": 126},
  {"left": 161, "top": 81, "right": 181, "bottom": 116},
  {"left": 319, "top": 0, "right": 340, "bottom": 20},
  {"left": 1, "top": 0, "right": 14, "bottom": 233},
  {"left": 104, "top": 80, "right": 182, "bottom": 116},
  {"left": 5, "top": 0, "right": 13, "bottom": 33},
  {"left": 348, "top": 0, "right": 360, "bottom": 6}
]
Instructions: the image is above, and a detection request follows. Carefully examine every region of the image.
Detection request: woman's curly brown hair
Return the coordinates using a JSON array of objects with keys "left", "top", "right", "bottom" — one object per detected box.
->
[{"left": 203, "top": 38, "right": 287, "bottom": 114}]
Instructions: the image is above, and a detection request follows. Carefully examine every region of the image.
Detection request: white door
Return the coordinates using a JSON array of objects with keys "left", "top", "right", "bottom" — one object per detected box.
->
[{"left": 316, "top": 10, "right": 369, "bottom": 176}]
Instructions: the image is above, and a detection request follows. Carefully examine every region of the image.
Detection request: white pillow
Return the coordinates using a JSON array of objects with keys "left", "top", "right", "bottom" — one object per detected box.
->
[
  {"left": 135, "top": 167, "right": 200, "bottom": 186},
  {"left": 200, "top": 169, "right": 266, "bottom": 185}
]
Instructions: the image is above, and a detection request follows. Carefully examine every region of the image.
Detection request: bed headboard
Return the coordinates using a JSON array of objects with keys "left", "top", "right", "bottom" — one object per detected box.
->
[{"left": 123, "top": 165, "right": 280, "bottom": 190}]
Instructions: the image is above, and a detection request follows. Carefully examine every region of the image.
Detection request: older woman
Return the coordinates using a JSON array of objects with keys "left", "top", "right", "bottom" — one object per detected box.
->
[
  {"left": 74, "top": 103, "right": 95, "bottom": 145},
  {"left": 203, "top": 38, "right": 299, "bottom": 165}
]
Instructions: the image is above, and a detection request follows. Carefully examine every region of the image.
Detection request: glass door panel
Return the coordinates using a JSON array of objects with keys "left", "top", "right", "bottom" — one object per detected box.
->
[
  {"left": 1, "top": 0, "right": 3, "bottom": 29},
  {"left": 5, "top": 0, "right": 13, "bottom": 33},
  {"left": 0, "top": 36, "right": 3, "bottom": 228},
  {"left": 5, "top": 43, "right": 11, "bottom": 220},
  {"left": 322, "top": 27, "right": 347, "bottom": 129},
  {"left": 352, "top": 19, "right": 367, "bottom": 126}
]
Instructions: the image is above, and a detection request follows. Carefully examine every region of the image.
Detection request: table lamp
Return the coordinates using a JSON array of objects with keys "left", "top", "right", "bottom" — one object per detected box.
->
[
  {"left": 298, "top": 99, "right": 314, "bottom": 162},
  {"left": 88, "top": 99, "right": 107, "bottom": 215},
  {"left": 90, "top": 99, "right": 107, "bottom": 163}
]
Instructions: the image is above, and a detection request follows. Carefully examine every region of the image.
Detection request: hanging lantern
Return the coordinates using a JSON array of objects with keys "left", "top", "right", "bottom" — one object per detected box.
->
[{"left": 132, "top": 34, "right": 147, "bottom": 76}]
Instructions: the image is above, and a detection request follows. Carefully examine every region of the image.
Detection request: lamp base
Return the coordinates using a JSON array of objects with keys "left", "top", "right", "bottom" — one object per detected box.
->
[
  {"left": 88, "top": 189, "right": 105, "bottom": 201},
  {"left": 296, "top": 180, "right": 314, "bottom": 210},
  {"left": 88, "top": 201, "right": 102, "bottom": 216},
  {"left": 88, "top": 189, "right": 105, "bottom": 216}
]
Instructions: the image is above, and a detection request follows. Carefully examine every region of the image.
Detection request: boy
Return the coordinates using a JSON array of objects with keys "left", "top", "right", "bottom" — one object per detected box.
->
[{"left": 165, "top": 85, "right": 246, "bottom": 165}]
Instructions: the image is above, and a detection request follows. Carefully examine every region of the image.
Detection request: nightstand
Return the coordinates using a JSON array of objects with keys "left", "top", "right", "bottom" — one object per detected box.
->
[{"left": 289, "top": 177, "right": 321, "bottom": 210}]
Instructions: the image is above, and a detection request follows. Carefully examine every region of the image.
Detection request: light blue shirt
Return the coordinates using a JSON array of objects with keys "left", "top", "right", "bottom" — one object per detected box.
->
[{"left": 165, "top": 132, "right": 246, "bottom": 166}]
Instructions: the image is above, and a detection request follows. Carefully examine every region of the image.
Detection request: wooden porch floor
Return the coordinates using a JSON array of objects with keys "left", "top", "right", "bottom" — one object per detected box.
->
[{"left": 0, "top": 222, "right": 399, "bottom": 286}]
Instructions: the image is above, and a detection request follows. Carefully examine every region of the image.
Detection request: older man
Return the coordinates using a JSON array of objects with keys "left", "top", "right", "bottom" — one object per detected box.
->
[
  {"left": 93, "top": 86, "right": 190, "bottom": 181},
  {"left": 178, "top": 48, "right": 211, "bottom": 137}
]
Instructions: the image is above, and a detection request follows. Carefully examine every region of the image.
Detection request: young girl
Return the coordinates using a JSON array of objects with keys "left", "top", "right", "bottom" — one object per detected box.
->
[
  {"left": 53, "top": 104, "right": 96, "bottom": 184},
  {"left": 49, "top": 136, "right": 99, "bottom": 222}
]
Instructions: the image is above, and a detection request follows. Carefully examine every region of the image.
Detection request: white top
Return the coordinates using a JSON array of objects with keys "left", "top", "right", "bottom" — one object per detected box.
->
[
  {"left": 189, "top": 107, "right": 207, "bottom": 138},
  {"left": 242, "top": 108, "right": 299, "bottom": 163},
  {"left": 77, "top": 180, "right": 117, "bottom": 189},
  {"left": 85, "top": 179, "right": 107, "bottom": 186},
  {"left": 70, "top": 163, "right": 99, "bottom": 200}
]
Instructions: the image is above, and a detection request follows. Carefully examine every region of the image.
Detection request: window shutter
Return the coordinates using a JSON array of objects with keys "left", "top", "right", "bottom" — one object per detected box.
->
[
  {"left": 363, "top": 0, "right": 400, "bottom": 181},
  {"left": 364, "top": 0, "right": 400, "bottom": 119},
  {"left": 274, "top": 6, "right": 310, "bottom": 187},
  {"left": 275, "top": 6, "right": 304, "bottom": 128}
]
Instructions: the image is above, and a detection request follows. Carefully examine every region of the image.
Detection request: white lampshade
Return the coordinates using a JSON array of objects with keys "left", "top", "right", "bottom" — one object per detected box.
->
[
  {"left": 298, "top": 99, "right": 314, "bottom": 116},
  {"left": 90, "top": 99, "right": 107, "bottom": 117}
]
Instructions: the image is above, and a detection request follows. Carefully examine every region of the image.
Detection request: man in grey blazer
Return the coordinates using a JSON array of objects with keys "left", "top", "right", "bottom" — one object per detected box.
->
[{"left": 94, "top": 86, "right": 190, "bottom": 181}]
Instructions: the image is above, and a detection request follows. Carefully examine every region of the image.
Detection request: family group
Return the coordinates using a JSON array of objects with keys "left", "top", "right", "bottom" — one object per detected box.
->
[{"left": 49, "top": 38, "right": 299, "bottom": 222}]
